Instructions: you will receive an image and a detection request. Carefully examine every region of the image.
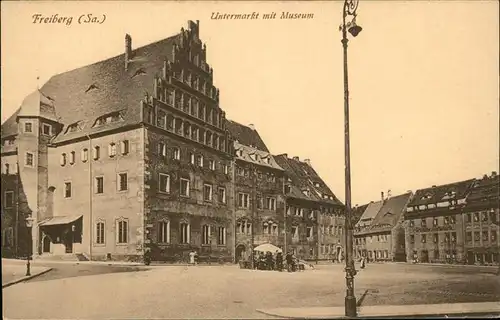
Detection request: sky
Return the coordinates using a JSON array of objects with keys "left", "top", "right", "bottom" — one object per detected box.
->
[{"left": 1, "top": 1, "right": 499, "bottom": 205}]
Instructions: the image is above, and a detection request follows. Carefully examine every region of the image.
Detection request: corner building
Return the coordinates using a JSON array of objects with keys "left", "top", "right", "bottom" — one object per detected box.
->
[{"left": 1, "top": 21, "right": 234, "bottom": 262}]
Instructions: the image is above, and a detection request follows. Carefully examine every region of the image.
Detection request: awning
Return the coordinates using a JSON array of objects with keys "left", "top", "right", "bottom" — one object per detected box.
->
[{"left": 39, "top": 215, "right": 83, "bottom": 227}]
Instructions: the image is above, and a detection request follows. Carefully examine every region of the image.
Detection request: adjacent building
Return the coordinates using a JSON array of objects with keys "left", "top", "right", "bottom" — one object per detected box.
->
[
  {"left": 404, "top": 172, "right": 499, "bottom": 265},
  {"left": 354, "top": 192, "right": 412, "bottom": 262},
  {"left": 1, "top": 20, "right": 345, "bottom": 262}
]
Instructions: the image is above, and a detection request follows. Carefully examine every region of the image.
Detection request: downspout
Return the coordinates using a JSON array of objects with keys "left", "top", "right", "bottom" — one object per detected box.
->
[
  {"left": 283, "top": 177, "right": 287, "bottom": 254},
  {"left": 232, "top": 158, "right": 236, "bottom": 263},
  {"left": 87, "top": 134, "right": 93, "bottom": 261},
  {"left": 15, "top": 162, "right": 20, "bottom": 257}
]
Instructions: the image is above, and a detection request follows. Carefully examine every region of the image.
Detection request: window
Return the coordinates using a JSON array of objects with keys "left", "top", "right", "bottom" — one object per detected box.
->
[
  {"left": 482, "top": 211, "right": 489, "bottom": 222},
  {"left": 409, "top": 220, "right": 414, "bottom": 227},
  {"left": 158, "top": 142, "right": 167, "bottom": 157},
  {"left": 42, "top": 123, "right": 52, "bottom": 135},
  {"left": 433, "top": 234, "right": 438, "bottom": 243},
  {"left": 95, "top": 176, "right": 104, "bottom": 194},
  {"left": 189, "top": 153, "right": 195, "bottom": 164},
  {"left": 24, "top": 122, "right": 33, "bottom": 133},
  {"left": 272, "top": 224, "right": 278, "bottom": 235},
  {"left": 108, "top": 143, "right": 117, "bottom": 157},
  {"left": 306, "top": 227, "right": 313, "bottom": 238},
  {"left": 473, "top": 212, "right": 479, "bottom": 222},
  {"left": 466, "top": 213, "right": 472, "bottom": 223},
  {"left": 238, "top": 193, "right": 250, "bottom": 208},
  {"left": 482, "top": 231, "right": 488, "bottom": 242},
  {"left": 237, "top": 221, "right": 252, "bottom": 234},
  {"left": 490, "top": 211, "right": 498, "bottom": 223},
  {"left": 69, "top": 151, "right": 76, "bottom": 165},
  {"left": 204, "top": 184, "right": 213, "bottom": 201},
  {"left": 196, "top": 155, "right": 204, "bottom": 167},
  {"left": 93, "top": 146, "right": 100, "bottom": 160},
  {"left": 263, "top": 223, "right": 270, "bottom": 234},
  {"left": 291, "top": 226, "right": 299, "bottom": 238},
  {"left": 60, "top": 153, "right": 67, "bottom": 166},
  {"left": 223, "top": 164, "right": 229, "bottom": 175},
  {"left": 218, "top": 187, "right": 226, "bottom": 204},
  {"left": 209, "top": 160, "right": 215, "bottom": 170},
  {"left": 64, "top": 182, "right": 72, "bottom": 198},
  {"left": 450, "top": 216, "right": 456, "bottom": 224},
  {"left": 4, "top": 163, "right": 10, "bottom": 174},
  {"left": 173, "top": 147, "right": 180, "bottom": 160},
  {"left": 444, "top": 217, "right": 449, "bottom": 225},
  {"left": 95, "top": 221, "right": 105, "bottom": 244},
  {"left": 202, "top": 225, "right": 210, "bottom": 245},
  {"left": 120, "top": 140, "right": 130, "bottom": 155},
  {"left": 158, "top": 173, "right": 171, "bottom": 193},
  {"left": 158, "top": 221, "right": 170, "bottom": 243},
  {"left": 466, "top": 231, "right": 472, "bottom": 242},
  {"left": 421, "top": 218, "right": 427, "bottom": 227},
  {"left": 81, "top": 149, "right": 88, "bottom": 162},
  {"left": 266, "top": 197, "right": 276, "bottom": 211},
  {"left": 410, "top": 235, "right": 415, "bottom": 244},
  {"left": 4, "top": 191, "right": 14, "bottom": 208},
  {"left": 180, "top": 222, "right": 190, "bottom": 244},
  {"left": 25, "top": 152, "right": 34, "bottom": 167},
  {"left": 433, "top": 218, "right": 438, "bottom": 226},
  {"left": 421, "top": 234, "right": 426, "bottom": 243},
  {"left": 218, "top": 227, "right": 226, "bottom": 245},
  {"left": 474, "top": 231, "right": 480, "bottom": 242},
  {"left": 117, "top": 219, "right": 128, "bottom": 244},
  {"left": 491, "top": 230, "right": 497, "bottom": 242},
  {"left": 451, "top": 232, "right": 457, "bottom": 243},
  {"left": 117, "top": 173, "right": 128, "bottom": 191},
  {"left": 180, "top": 178, "right": 190, "bottom": 197}
]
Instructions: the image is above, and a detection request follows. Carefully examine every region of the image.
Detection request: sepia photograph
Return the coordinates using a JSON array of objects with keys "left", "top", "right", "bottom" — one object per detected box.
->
[{"left": 1, "top": 0, "right": 499, "bottom": 319}]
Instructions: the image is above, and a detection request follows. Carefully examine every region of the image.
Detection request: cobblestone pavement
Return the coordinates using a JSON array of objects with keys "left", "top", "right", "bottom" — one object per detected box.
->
[{"left": 3, "top": 263, "right": 499, "bottom": 319}]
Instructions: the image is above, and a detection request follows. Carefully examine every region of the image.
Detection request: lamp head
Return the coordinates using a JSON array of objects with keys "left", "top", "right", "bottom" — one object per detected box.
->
[{"left": 348, "top": 22, "right": 362, "bottom": 37}]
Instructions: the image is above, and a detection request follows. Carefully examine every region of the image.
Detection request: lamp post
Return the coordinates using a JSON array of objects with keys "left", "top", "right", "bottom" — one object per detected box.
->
[
  {"left": 25, "top": 215, "right": 35, "bottom": 276},
  {"left": 340, "top": 0, "right": 362, "bottom": 317}
]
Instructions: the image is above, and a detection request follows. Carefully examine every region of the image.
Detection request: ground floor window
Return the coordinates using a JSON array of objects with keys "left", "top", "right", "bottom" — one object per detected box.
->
[
  {"left": 116, "top": 219, "right": 128, "bottom": 244},
  {"left": 202, "top": 225, "right": 210, "bottom": 245},
  {"left": 158, "top": 220, "right": 170, "bottom": 243},
  {"left": 180, "top": 223, "right": 190, "bottom": 244},
  {"left": 217, "top": 227, "right": 226, "bottom": 245},
  {"left": 95, "top": 221, "right": 105, "bottom": 244}
]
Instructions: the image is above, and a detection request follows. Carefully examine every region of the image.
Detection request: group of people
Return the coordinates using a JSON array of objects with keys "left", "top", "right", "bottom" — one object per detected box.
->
[{"left": 252, "top": 251, "right": 304, "bottom": 272}]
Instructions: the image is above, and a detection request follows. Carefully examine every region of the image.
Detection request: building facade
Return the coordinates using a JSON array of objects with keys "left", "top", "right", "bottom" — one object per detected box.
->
[
  {"left": 404, "top": 173, "right": 499, "bottom": 265},
  {"left": 354, "top": 192, "right": 412, "bottom": 262},
  {"left": 1, "top": 20, "right": 343, "bottom": 262}
]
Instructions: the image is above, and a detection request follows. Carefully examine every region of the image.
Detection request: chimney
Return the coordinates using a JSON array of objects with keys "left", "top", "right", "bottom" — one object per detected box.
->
[
  {"left": 125, "top": 34, "right": 132, "bottom": 71},
  {"left": 248, "top": 124, "right": 255, "bottom": 130},
  {"left": 304, "top": 159, "right": 311, "bottom": 166},
  {"left": 381, "top": 191, "right": 384, "bottom": 201},
  {"left": 293, "top": 156, "right": 300, "bottom": 161},
  {"left": 491, "top": 171, "right": 497, "bottom": 177}
]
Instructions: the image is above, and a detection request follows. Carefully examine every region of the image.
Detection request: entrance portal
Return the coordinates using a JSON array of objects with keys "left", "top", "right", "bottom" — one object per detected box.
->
[
  {"left": 235, "top": 244, "right": 246, "bottom": 263},
  {"left": 64, "top": 231, "right": 73, "bottom": 254},
  {"left": 42, "top": 236, "right": 51, "bottom": 253}
]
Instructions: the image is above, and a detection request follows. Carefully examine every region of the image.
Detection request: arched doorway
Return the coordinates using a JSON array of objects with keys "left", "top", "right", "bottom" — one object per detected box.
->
[
  {"left": 42, "top": 235, "right": 51, "bottom": 253},
  {"left": 235, "top": 244, "right": 246, "bottom": 263}
]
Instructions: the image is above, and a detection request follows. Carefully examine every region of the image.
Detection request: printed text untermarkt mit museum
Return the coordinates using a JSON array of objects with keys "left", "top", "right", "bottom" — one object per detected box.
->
[{"left": 211, "top": 12, "right": 315, "bottom": 20}]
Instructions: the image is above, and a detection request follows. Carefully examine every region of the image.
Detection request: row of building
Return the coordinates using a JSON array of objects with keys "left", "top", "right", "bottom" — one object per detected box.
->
[
  {"left": 353, "top": 172, "right": 499, "bottom": 265},
  {"left": 1, "top": 20, "right": 345, "bottom": 263}
]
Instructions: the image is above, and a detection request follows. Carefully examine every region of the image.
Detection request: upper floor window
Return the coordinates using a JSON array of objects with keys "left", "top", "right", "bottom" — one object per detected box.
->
[
  {"left": 64, "top": 182, "right": 72, "bottom": 198},
  {"left": 69, "top": 151, "right": 76, "bottom": 165},
  {"left": 120, "top": 140, "right": 130, "bottom": 155},
  {"left": 306, "top": 227, "right": 313, "bottom": 238},
  {"left": 266, "top": 197, "right": 276, "bottom": 211},
  {"left": 42, "top": 123, "right": 52, "bottom": 135},
  {"left": 173, "top": 147, "right": 180, "bottom": 160},
  {"left": 196, "top": 155, "right": 204, "bottom": 167},
  {"left": 4, "top": 191, "right": 14, "bottom": 208},
  {"left": 108, "top": 143, "right": 117, "bottom": 157},
  {"left": 24, "top": 122, "right": 33, "bottom": 133},
  {"left": 158, "top": 173, "right": 171, "bottom": 193},
  {"left": 238, "top": 193, "right": 250, "bottom": 208},
  {"left": 223, "top": 164, "right": 229, "bottom": 175},
  {"left": 60, "top": 153, "right": 67, "bottom": 166},
  {"left": 93, "top": 146, "right": 100, "bottom": 160},
  {"left": 421, "top": 218, "right": 427, "bottom": 227},
  {"left": 218, "top": 187, "right": 226, "bottom": 204},
  {"left": 209, "top": 160, "right": 215, "bottom": 171},
  {"left": 204, "top": 184, "right": 213, "bottom": 202},
  {"left": 117, "top": 173, "right": 128, "bottom": 191},
  {"left": 433, "top": 218, "right": 438, "bottom": 226},
  {"left": 81, "top": 149, "right": 88, "bottom": 162},
  {"left": 95, "top": 176, "right": 104, "bottom": 194},
  {"left": 291, "top": 226, "right": 299, "bottom": 238},
  {"left": 158, "top": 142, "right": 167, "bottom": 157},
  {"left": 180, "top": 178, "right": 190, "bottom": 197},
  {"left": 25, "top": 152, "right": 34, "bottom": 167}
]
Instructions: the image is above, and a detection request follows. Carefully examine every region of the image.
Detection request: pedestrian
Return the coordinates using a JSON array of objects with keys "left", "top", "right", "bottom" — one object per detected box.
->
[
  {"left": 360, "top": 256, "right": 366, "bottom": 269},
  {"left": 189, "top": 250, "right": 196, "bottom": 266},
  {"left": 286, "top": 252, "right": 293, "bottom": 272}
]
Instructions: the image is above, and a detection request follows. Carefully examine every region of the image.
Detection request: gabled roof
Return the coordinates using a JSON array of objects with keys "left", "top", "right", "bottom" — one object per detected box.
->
[
  {"left": 226, "top": 120, "right": 269, "bottom": 152},
  {"left": 466, "top": 174, "right": 499, "bottom": 205},
  {"left": 274, "top": 154, "right": 343, "bottom": 206},
  {"left": 370, "top": 192, "right": 412, "bottom": 230},
  {"left": 408, "top": 179, "right": 475, "bottom": 207},
  {"left": 2, "top": 30, "right": 186, "bottom": 142},
  {"left": 233, "top": 141, "right": 282, "bottom": 170},
  {"left": 355, "top": 201, "right": 384, "bottom": 227}
]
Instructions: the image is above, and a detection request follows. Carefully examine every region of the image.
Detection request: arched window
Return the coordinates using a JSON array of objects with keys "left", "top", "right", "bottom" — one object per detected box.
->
[
  {"left": 180, "top": 222, "right": 190, "bottom": 244},
  {"left": 95, "top": 220, "right": 105, "bottom": 244},
  {"left": 60, "top": 153, "right": 67, "bottom": 166},
  {"left": 202, "top": 224, "right": 211, "bottom": 245},
  {"left": 158, "top": 220, "right": 170, "bottom": 243},
  {"left": 116, "top": 218, "right": 128, "bottom": 244}
]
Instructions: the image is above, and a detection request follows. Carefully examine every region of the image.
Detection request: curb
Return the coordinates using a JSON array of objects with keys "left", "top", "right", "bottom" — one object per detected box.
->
[{"left": 2, "top": 268, "right": 53, "bottom": 289}]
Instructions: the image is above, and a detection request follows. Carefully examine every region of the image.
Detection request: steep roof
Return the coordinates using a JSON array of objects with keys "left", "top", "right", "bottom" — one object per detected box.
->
[
  {"left": 1, "top": 110, "right": 20, "bottom": 138},
  {"left": 233, "top": 141, "right": 282, "bottom": 171},
  {"left": 355, "top": 201, "right": 384, "bottom": 227},
  {"left": 2, "top": 31, "right": 183, "bottom": 142},
  {"left": 225, "top": 120, "right": 269, "bottom": 152},
  {"left": 17, "top": 90, "right": 59, "bottom": 122},
  {"left": 351, "top": 203, "right": 369, "bottom": 224},
  {"left": 408, "top": 179, "right": 475, "bottom": 207},
  {"left": 466, "top": 174, "right": 499, "bottom": 206},
  {"left": 370, "top": 192, "right": 412, "bottom": 230},
  {"left": 274, "top": 154, "right": 343, "bottom": 206}
]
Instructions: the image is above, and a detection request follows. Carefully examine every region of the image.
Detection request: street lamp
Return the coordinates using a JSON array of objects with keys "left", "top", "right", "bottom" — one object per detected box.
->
[
  {"left": 25, "top": 214, "right": 35, "bottom": 276},
  {"left": 340, "top": 0, "right": 362, "bottom": 317}
]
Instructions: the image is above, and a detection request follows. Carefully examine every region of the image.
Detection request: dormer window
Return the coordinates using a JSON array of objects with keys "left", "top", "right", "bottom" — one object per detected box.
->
[
  {"left": 93, "top": 112, "right": 124, "bottom": 128},
  {"left": 314, "top": 182, "right": 321, "bottom": 188},
  {"left": 66, "top": 122, "right": 82, "bottom": 134},
  {"left": 250, "top": 153, "right": 257, "bottom": 161},
  {"left": 421, "top": 193, "right": 432, "bottom": 200},
  {"left": 302, "top": 190, "right": 310, "bottom": 196}
]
